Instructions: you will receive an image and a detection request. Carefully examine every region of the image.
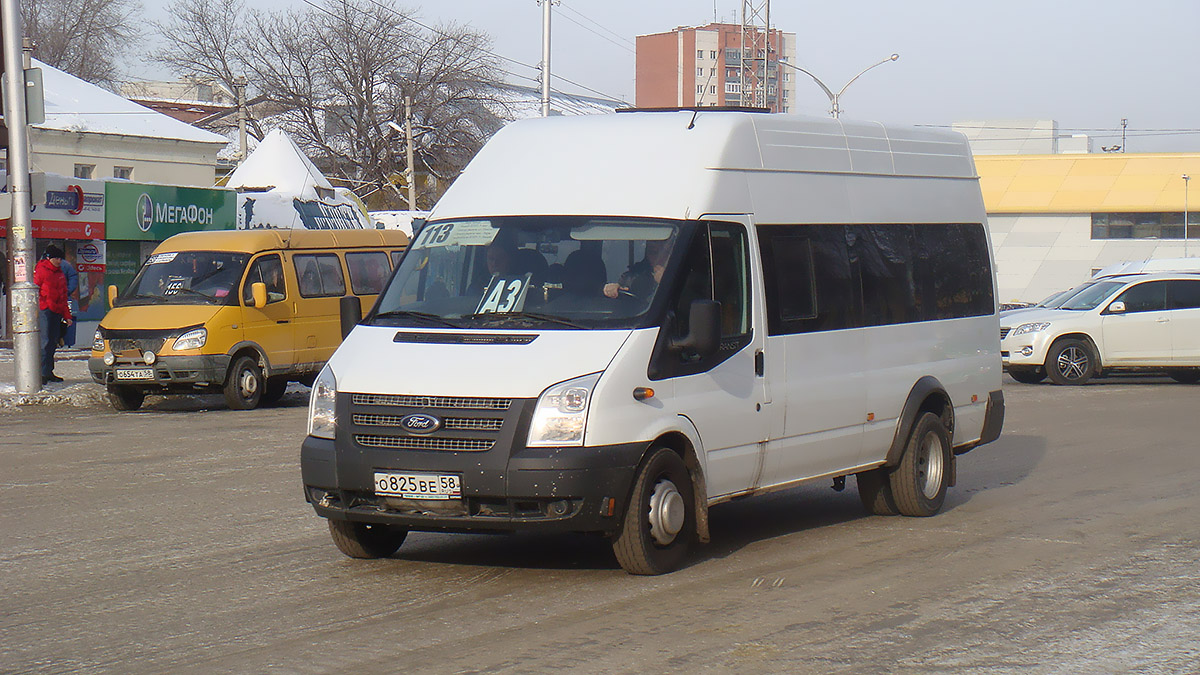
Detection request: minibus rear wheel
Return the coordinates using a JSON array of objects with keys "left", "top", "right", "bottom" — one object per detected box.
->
[
  {"left": 888, "top": 412, "right": 951, "bottom": 517},
  {"left": 612, "top": 447, "right": 695, "bottom": 575},
  {"left": 106, "top": 384, "right": 145, "bottom": 412},
  {"left": 224, "top": 355, "right": 264, "bottom": 410},
  {"left": 327, "top": 519, "right": 408, "bottom": 559},
  {"left": 1167, "top": 369, "right": 1200, "bottom": 384}
]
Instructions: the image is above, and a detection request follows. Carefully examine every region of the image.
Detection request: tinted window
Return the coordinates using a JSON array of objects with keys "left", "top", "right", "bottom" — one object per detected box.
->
[
  {"left": 759, "top": 225, "right": 857, "bottom": 335},
  {"left": 346, "top": 251, "right": 391, "bottom": 295},
  {"left": 1113, "top": 280, "right": 1167, "bottom": 313},
  {"left": 710, "top": 223, "right": 751, "bottom": 339},
  {"left": 760, "top": 223, "right": 994, "bottom": 334},
  {"left": 1168, "top": 279, "right": 1200, "bottom": 310},
  {"left": 242, "top": 254, "right": 285, "bottom": 305},
  {"left": 294, "top": 254, "right": 346, "bottom": 298}
]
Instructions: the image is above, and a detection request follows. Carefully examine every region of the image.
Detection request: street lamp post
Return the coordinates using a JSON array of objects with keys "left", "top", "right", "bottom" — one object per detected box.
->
[
  {"left": 778, "top": 53, "right": 899, "bottom": 118},
  {"left": 1184, "top": 174, "right": 1191, "bottom": 257}
]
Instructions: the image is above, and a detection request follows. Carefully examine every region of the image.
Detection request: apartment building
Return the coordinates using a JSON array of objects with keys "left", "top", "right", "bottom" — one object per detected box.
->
[{"left": 635, "top": 23, "right": 797, "bottom": 112}]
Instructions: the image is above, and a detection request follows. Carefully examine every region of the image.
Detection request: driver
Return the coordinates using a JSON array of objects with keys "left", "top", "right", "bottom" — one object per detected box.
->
[{"left": 603, "top": 238, "right": 673, "bottom": 299}]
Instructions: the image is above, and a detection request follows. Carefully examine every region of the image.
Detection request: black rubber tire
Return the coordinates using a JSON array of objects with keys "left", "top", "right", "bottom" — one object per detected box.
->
[
  {"left": 856, "top": 468, "right": 899, "bottom": 515},
  {"left": 223, "top": 355, "right": 265, "bottom": 410},
  {"left": 327, "top": 519, "right": 408, "bottom": 559},
  {"left": 261, "top": 377, "right": 289, "bottom": 405},
  {"left": 1167, "top": 369, "right": 1200, "bottom": 384},
  {"left": 1008, "top": 367, "right": 1047, "bottom": 384},
  {"left": 106, "top": 384, "right": 145, "bottom": 412},
  {"left": 889, "top": 412, "right": 952, "bottom": 517},
  {"left": 612, "top": 447, "right": 695, "bottom": 575},
  {"left": 1046, "top": 338, "right": 1095, "bottom": 385}
]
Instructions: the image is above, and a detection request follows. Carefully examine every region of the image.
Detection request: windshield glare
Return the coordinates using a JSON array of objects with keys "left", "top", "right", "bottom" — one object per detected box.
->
[
  {"left": 121, "top": 251, "right": 249, "bottom": 306},
  {"left": 372, "top": 217, "right": 688, "bottom": 329},
  {"left": 1059, "top": 280, "right": 1124, "bottom": 310}
]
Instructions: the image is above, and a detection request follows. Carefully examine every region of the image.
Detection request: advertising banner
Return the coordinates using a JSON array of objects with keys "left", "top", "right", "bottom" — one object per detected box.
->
[
  {"left": 105, "top": 182, "right": 236, "bottom": 240},
  {"left": 69, "top": 240, "right": 107, "bottom": 321},
  {"left": 0, "top": 173, "right": 106, "bottom": 239}
]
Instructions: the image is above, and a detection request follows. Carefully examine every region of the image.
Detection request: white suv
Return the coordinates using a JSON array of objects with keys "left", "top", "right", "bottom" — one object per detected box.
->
[{"left": 1000, "top": 273, "right": 1200, "bottom": 385}]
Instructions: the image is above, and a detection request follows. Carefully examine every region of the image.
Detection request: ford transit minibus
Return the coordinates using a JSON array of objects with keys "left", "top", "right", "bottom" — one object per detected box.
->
[{"left": 301, "top": 110, "right": 1005, "bottom": 574}]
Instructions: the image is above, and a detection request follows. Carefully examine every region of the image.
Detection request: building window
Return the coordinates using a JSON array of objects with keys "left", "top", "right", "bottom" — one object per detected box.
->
[
  {"left": 725, "top": 48, "right": 740, "bottom": 64},
  {"left": 710, "top": 50, "right": 717, "bottom": 59},
  {"left": 711, "top": 68, "right": 716, "bottom": 76},
  {"left": 113, "top": 166, "right": 133, "bottom": 180},
  {"left": 697, "top": 85, "right": 705, "bottom": 94},
  {"left": 697, "top": 49, "right": 704, "bottom": 59},
  {"left": 697, "top": 67, "right": 704, "bottom": 76},
  {"left": 1092, "top": 212, "right": 1187, "bottom": 240},
  {"left": 74, "top": 164, "right": 95, "bottom": 179},
  {"left": 710, "top": 85, "right": 717, "bottom": 94}
]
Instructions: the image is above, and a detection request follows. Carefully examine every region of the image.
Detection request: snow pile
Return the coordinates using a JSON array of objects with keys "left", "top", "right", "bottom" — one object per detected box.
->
[{"left": 227, "top": 129, "right": 370, "bottom": 230}]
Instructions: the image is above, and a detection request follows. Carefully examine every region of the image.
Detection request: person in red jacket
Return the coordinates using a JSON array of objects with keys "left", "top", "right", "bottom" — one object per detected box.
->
[{"left": 33, "top": 244, "right": 74, "bottom": 386}]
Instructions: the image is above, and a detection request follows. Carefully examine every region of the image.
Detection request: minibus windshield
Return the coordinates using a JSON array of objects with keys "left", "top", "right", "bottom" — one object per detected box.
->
[
  {"left": 119, "top": 251, "right": 249, "bottom": 306},
  {"left": 370, "top": 217, "right": 689, "bottom": 330},
  {"left": 1058, "top": 280, "right": 1124, "bottom": 311}
]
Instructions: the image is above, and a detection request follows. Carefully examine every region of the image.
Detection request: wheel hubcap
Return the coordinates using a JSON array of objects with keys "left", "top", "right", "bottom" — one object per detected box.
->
[
  {"left": 240, "top": 369, "right": 258, "bottom": 397},
  {"left": 918, "top": 434, "right": 945, "bottom": 500},
  {"left": 1056, "top": 346, "right": 1089, "bottom": 380},
  {"left": 648, "top": 478, "right": 685, "bottom": 546}
]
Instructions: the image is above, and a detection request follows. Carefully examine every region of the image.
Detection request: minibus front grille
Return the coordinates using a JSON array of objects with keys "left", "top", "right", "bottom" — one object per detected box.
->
[
  {"left": 352, "top": 414, "right": 505, "bottom": 432},
  {"left": 352, "top": 393, "right": 511, "bottom": 410},
  {"left": 999, "top": 327, "right": 1011, "bottom": 340},
  {"left": 109, "top": 338, "right": 166, "bottom": 354},
  {"left": 354, "top": 434, "right": 495, "bottom": 452}
]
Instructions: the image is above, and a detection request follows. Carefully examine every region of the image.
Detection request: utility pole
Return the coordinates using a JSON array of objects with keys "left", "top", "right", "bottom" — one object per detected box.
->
[
  {"left": 404, "top": 95, "right": 417, "bottom": 210},
  {"left": 540, "top": 0, "right": 552, "bottom": 117},
  {"left": 234, "top": 75, "right": 248, "bottom": 164},
  {"left": 1121, "top": 118, "right": 1127, "bottom": 153},
  {"left": 2, "top": 0, "right": 42, "bottom": 392}
]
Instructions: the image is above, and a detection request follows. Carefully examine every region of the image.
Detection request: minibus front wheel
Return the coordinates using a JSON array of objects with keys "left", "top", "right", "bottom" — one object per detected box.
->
[
  {"left": 327, "top": 519, "right": 408, "bottom": 559},
  {"left": 224, "top": 355, "right": 265, "bottom": 410},
  {"left": 106, "top": 384, "right": 145, "bottom": 412},
  {"left": 612, "top": 447, "right": 695, "bottom": 575}
]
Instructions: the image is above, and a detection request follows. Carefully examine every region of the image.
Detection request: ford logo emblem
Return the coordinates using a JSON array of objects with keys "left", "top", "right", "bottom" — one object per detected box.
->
[{"left": 400, "top": 413, "right": 442, "bottom": 434}]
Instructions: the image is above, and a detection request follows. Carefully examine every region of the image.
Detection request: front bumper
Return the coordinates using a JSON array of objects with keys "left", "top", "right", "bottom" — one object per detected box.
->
[
  {"left": 301, "top": 429, "right": 646, "bottom": 536},
  {"left": 89, "top": 354, "right": 231, "bottom": 388},
  {"left": 1000, "top": 332, "right": 1051, "bottom": 368}
]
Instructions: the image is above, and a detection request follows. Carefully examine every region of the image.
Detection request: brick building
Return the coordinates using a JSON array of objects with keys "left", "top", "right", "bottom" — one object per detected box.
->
[{"left": 635, "top": 23, "right": 797, "bottom": 112}]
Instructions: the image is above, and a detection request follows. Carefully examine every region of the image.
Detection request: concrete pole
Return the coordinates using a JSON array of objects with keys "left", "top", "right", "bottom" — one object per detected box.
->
[
  {"left": 540, "top": 0, "right": 551, "bottom": 117},
  {"left": 404, "top": 95, "right": 416, "bottom": 210},
  {"left": 234, "top": 75, "right": 248, "bottom": 164},
  {"left": 2, "top": 0, "right": 42, "bottom": 391}
]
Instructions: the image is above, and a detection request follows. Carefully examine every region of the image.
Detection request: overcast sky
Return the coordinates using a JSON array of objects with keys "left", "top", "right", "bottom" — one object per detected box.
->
[{"left": 136, "top": 0, "right": 1200, "bottom": 152}]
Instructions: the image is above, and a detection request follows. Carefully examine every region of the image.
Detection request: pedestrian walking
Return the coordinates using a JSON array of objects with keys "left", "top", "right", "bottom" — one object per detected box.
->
[{"left": 33, "top": 244, "right": 73, "bottom": 386}]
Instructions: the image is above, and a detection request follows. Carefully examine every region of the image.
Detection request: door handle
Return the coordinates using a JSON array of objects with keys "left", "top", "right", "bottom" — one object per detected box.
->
[
  {"left": 277, "top": 319, "right": 290, "bottom": 324},
  {"left": 1156, "top": 317, "right": 1170, "bottom": 323},
  {"left": 754, "top": 350, "right": 765, "bottom": 377}
]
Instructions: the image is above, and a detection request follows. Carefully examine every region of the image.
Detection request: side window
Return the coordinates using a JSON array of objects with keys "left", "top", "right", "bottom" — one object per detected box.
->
[
  {"left": 346, "top": 251, "right": 391, "bottom": 295},
  {"left": 1168, "top": 280, "right": 1200, "bottom": 310},
  {"left": 390, "top": 250, "right": 404, "bottom": 268},
  {"left": 759, "top": 224, "right": 857, "bottom": 335},
  {"left": 710, "top": 223, "right": 751, "bottom": 340},
  {"left": 294, "top": 253, "right": 347, "bottom": 298},
  {"left": 851, "top": 224, "right": 917, "bottom": 327},
  {"left": 911, "top": 223, "right": 995, "bottom": 320},
  {"left": 1114, "top": 281, "right": 1167, "bottom": 313},
  {"left": 672, "top": 227, "right": 713, "bottom": 342},
  {"left": 242, "top": 254, "right": 285, "bottom": 305}
]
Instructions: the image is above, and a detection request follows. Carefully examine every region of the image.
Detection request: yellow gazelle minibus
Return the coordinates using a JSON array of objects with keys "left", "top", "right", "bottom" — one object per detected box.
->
[{"left": 89, "top": 228, "right": 408, "bottom": 411}]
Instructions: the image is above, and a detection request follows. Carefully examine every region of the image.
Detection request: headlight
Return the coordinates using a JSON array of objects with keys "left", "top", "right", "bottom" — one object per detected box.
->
[
  {"left": 172, "top": 328, "right": 207, "bottom": 351},
  {"left": 1012, "top": 322, "right": 1051, "bottom": 336},
  {"left": 308, "top": 365, "right": 337, "bottom": 439},
  {"left": 527, "top": 373, "right": 601, "bottom": 447},
  {"left": 92, "top": 330, "right": 105, "bottom": 352}
]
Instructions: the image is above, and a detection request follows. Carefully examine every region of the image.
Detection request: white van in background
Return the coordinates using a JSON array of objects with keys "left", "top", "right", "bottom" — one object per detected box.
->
[{"left": 300, "top": 110, "right": 1005, "bottom": 575}]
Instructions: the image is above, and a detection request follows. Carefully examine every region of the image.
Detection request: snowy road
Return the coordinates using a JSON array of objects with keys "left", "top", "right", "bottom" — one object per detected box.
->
[{"left": 1, "top": 378, "right": 1198, "bottom": 673}]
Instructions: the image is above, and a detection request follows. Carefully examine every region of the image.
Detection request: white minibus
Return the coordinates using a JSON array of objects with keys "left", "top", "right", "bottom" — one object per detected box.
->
[{"left": 301, "top": 110, "right": 1005, "bottom": 574}]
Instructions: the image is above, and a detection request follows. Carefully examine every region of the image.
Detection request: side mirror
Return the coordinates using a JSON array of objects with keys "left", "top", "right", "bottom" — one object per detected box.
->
[
  {"left": 672, "top": 299, "right": 721, "bottom": 358},
  {"left": 107, "top": 285, "right": 118, "bottom": 309},
  {"left": 340, "top": 295, "right": 362, "bottom": 339},
  {"left": 251, "top": 282, "right": 268, "bottom": 309},
  {"left": 1107, "top": 300, "right": 1126, "bottom": 314}
]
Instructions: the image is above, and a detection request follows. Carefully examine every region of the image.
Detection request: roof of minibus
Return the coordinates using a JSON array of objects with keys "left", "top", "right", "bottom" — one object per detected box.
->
[
  {"left": 153, "top": 228, "right": 409, "bottom": 254},
  {"left": 429, "top": 110, "right": 979, "bottom": 224}
]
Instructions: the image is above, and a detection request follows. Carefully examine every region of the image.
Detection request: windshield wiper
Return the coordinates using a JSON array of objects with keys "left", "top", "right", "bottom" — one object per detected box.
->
[
  {"left": 468, "top": 311, "right": 587, "bottom": 329},
  {"left": 164, "top": 287, "right": 212, "bottom": 300},
  {"left": 372, "top": 310, "right": 461, "bottom": 328}
]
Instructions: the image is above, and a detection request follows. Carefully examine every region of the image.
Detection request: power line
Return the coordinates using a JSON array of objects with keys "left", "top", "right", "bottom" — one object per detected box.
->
[{"left": 558, "top": 3, "right": 636, "bottom": 52}]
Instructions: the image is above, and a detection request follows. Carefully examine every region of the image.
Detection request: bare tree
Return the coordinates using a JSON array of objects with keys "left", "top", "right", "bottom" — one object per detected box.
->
[
  {"left": 156, "top": 0, "right": 508, "bottom": 209},
  {"left": 21, "top": 0, "right": 142, "bottom": 88}
]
